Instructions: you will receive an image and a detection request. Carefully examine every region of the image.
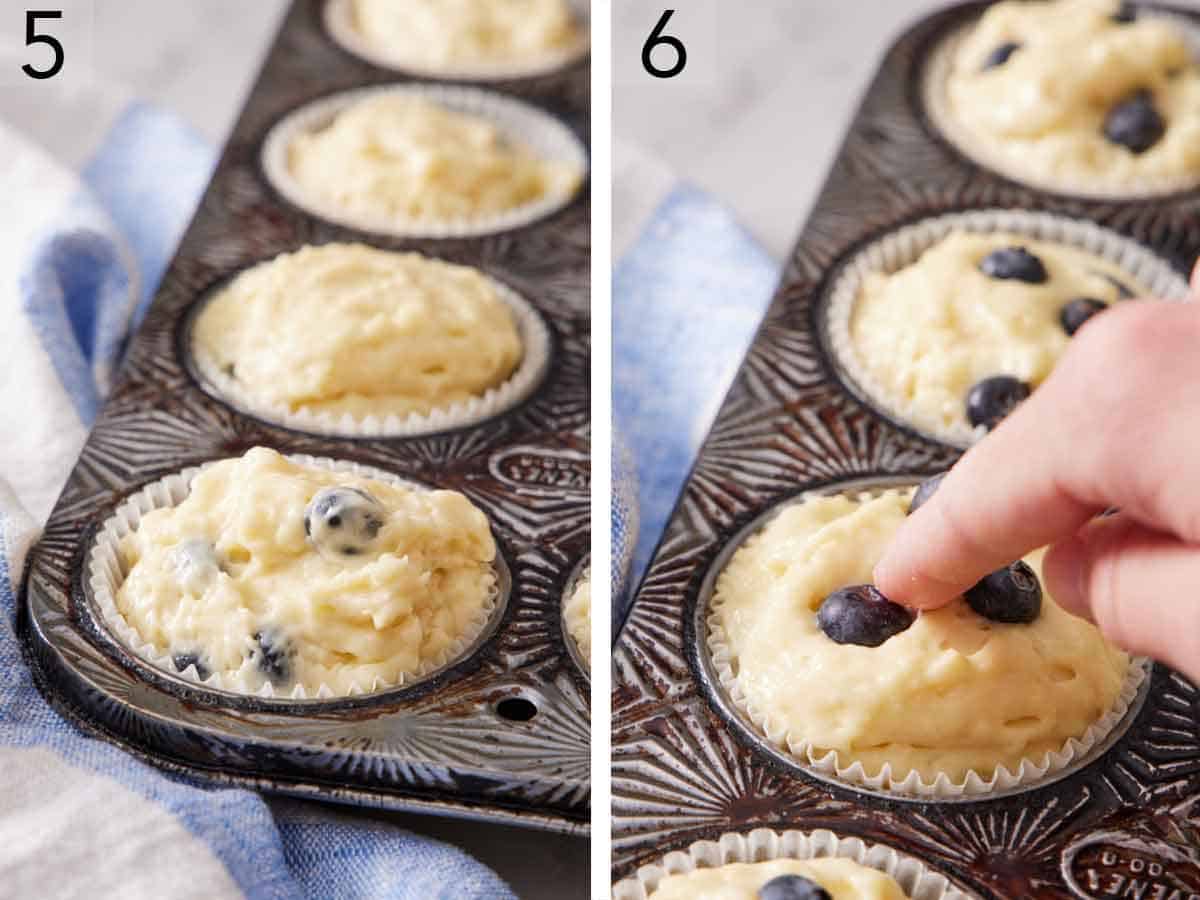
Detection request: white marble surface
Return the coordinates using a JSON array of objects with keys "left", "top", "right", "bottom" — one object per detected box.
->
[
  {"left": 615, "top": 0, "right": 951, "bottom": 259},
  {"left": 59, "top": 2, "right": 588, "bottom": 897}
]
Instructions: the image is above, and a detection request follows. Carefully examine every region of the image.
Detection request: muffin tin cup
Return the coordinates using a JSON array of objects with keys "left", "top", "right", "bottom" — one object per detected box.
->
[
  {"left": 322, "top": 0, "right": 591, "bottom": 82},
  {"left": 611, "top": 827, "right": 973, "bottom": 900},
  {"left": 921, "top": 8, "right": 1200, "bottom": 201},
  {"left": 701, "top": 481, "right": 1152, "bottom": 801},
  {"left": 189, "top": 268, "right": 553, "bottom": 439},
  {"left": 821, "top": 208, "right": 1192, "bottom": 449},
  {"left": 260, "top": 82, "right": 589, "bottom": 239},
  {"left": 85, "top": 454, "right": 507, "bottom": 701}
]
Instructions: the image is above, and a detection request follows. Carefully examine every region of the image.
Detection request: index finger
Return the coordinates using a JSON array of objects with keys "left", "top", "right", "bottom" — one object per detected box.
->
[{"left": 874, "top": 297, "right": 1200, "bottom": 609}]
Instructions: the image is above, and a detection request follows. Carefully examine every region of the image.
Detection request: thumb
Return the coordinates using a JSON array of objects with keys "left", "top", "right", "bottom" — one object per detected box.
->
[{"left": 1043, "top": 513, "right": 1200, "bottom": 683}]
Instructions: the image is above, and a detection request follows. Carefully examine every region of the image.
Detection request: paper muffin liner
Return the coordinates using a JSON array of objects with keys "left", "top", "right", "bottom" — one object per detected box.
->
[
  {"left": 703, "top": 482, "right": 1153, "bottom": 800},
  {"left": 189, "top": 269, "right": 551, "bottom": 438},
  {"left": 561, "top": 559, "right": 590, "bottom": 674},
  {"left": 612, "top": 827, "right": 973, "bottom": 900},
  {"left": 85, "top": 454, "right": 506, "bottom": 701},
  {"left": 261, "top": 82, "right": 587, "bottom": 239},
  {"left": 823, "top": 208, "right": 1192, "bottom": 449},
  {"left": 922, "top": 9, "right": 1200, "bottom": 200},
  {"left": 322, "top": 0, "right": 590, "bottom": 82}
]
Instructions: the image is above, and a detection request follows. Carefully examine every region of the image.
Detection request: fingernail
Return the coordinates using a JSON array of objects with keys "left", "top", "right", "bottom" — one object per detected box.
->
[{"left": 1044, "top": 536, "right": 1089, "bottom": 620}]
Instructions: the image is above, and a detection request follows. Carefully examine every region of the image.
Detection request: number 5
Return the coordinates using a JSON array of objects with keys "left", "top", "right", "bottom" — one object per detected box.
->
[
  {"left": 23, "top": 10, "right": 64, "bottom": 80},
  {"left": 643, "top": 10, "right": 686, "bottom": 79}
]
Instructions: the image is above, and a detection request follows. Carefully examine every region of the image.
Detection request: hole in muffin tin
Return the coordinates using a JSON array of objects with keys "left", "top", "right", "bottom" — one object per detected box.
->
[
  {"left": 177, "top": 255, "right": 553, "bottom": 440},
  {"left": 495, "top": 696, "right": 539, "bottom": 722},
  {"left": 918, "top": 8, "right": 1200, "bottom": 201},
  {"left": 691, "top": 474, "right": 1153, "bottom": 803},
  {"left": 561, "top": 554, "right": 590, "bottom": 678},
  {"left": 80, "top": 454, "right": 513, "bottom": 709},
  {"left": 321, "top": 0, "right": 591, "bottom": 82},
  {"left": 813, "top": 209, "right": 1192, "bottom": 451},
  {"left": 259, "top": 82, "right": 589, "bottom": 239}
]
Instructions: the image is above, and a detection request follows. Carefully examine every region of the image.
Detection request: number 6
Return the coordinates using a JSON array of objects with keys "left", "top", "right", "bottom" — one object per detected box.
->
[{"left": 642, "top": 10, "right": 686, "bottom": 79}]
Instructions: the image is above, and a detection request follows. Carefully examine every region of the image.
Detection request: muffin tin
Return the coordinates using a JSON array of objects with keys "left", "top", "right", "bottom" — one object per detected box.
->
[
  {"left": 18, "top": 0, "right": 589, "bottom": 834},
  {"left": 612, "top": 1, "right": 1200, "bottom": 893}
]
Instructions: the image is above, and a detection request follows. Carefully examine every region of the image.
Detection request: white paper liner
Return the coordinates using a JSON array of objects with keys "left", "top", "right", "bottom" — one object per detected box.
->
[
  {"left": 322, "top": 0, "right": 590, "bottom": 82},
  {"left": 922, "top": 9, "right": 1200, "bottom": 200},
  {"left": 824, "top": 208, "right": 1192, "bottom": 449},
  {"left": 261, "top": 82, "right": 588, "bottom": 239},
  {"left": 612, "top": 828, "right": 973, "bottom": 900},
  {"left": 705, "top": 483, "right": 1153, "bottom": 800},
  {"left": 86, "top": 454, "right": 504, "bottom": 701},
  {"left": 190, "top": 271, "right": 551, "bottom": 438},
  {"left": 562, "top": 561, "right": 590, "bottom": 673}
]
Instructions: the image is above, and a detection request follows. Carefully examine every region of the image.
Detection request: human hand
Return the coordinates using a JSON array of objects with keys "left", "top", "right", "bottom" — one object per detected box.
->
[{"left": 874, "top": 258, "right": 1200, "bottom": 683}]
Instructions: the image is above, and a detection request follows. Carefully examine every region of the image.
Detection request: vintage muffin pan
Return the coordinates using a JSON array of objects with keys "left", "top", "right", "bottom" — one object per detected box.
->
[
  {"left": 18, "top": 0, "right": 589, "bottom": 834},
  {"left": 613, "top": 1, "right": 1200, "bottom": 894}
]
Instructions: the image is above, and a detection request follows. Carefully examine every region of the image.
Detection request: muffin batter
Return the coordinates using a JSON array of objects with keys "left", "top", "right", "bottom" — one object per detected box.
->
[
  {"left": 710, "top": 488, "right": 1129, "bottom": 783},
  {"left": 564, "top": 567, "right": 590, "bottom": 668},
  {"left": 115, "top": 447, "right": 498, "bottom": 695},
  {"left": 648, "top": 858, "right": 906, "bottom": 900},
  {"left": 944, "top": 0, "right": 1200, "bottom": 189},
  {"left": 848, "top": 231, "right": 1141, "bottom": 440},
  {"left": 350, "top": 0, "right": 583, "bottom": 68},
  {"left": 194, "top": 244, "right": 523, "bottom": 421},
  {"left": 286, "top": 94, "right": 582, "bottom": 224}
]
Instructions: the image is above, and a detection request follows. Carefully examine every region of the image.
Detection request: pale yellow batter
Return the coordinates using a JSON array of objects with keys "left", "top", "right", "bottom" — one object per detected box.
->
[
  {"left": 944, "top": 0, "right": 1200, "bottom": 189},
  {"left": 564, "top": 568, "right": 590, "bottom": 668},
  {"left": 648, "top": 858, "right": 906, "bottom": 900},
  {"left": 286, "top": 95, "right": 582, "bottom": 225},
  {"left": 193, "top": 244, "right": 523, "bottom": 421},
  {"left": 350, "top": 0, "right": 583, "bottom": 69},
  {"left": 115, "top": 448, "right": 498, "bottom": 695},
  {"left": 710, "top": 488, "right": 1129, "bottom": 783},
  {"left": 848, "top": 231, "right": 1141, "bottom": 440}
]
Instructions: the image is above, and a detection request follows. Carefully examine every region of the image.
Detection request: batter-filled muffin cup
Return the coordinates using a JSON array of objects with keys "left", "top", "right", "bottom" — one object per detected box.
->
[
  {"left": 703, "top": 482, "right": 1150, "bottom": 799},
  {"left": 822, "top": 209, "right": 1190, "bottom": 448},
  {"left": 612, "top": 828, "right": 970, "bottom": 900},
  {"left": 562, "top": 563, "right": 590, "bottom": 672},
  {"left": 86, "top": 448, "right": 507, "bottom": 700},
  {"left": 323, "top": 0, "right": 590, "bottom": 81},
  {"left": 261, "top": 83, "right": 587, "bottom": 238},
  {"left": 188, "top": 243, "right": 551, "bottom": 438},
  {"left": 922, "top": 0, "right": 1200, "bottom": 198}
]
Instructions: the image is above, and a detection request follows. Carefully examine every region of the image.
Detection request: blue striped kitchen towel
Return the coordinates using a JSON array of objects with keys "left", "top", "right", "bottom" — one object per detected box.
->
[
  {"left": 612, "top": 141, "right": 778, "bottom": 622},
  {"left": 0, "top": 60, "right": 514, "bottom": 900}
]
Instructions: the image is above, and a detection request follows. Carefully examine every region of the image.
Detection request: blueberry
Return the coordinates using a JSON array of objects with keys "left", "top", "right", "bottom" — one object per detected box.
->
[
  {"left": 982, "top": 41, "right": 1021, "bottom": 70},
  {"left": 966, "top": 376, "right": 1030, "bottom": 430},
  {"left": 252, "top": 629, "right": 292, "bottom": 684},
  {"left": 909, "top": 473, "right": 947, "bottom": 514},
  {"left": 304, "top": 486, "right": 386, "bottom": 558},
  {"left": 980, "top": 246, "right": 1048, "bottom": 283},
  {"left": 965, "top": 560, "right": 1042, "bottom": 624},
  {"left": 816, "top": 585, "right": 915, "bottom": 647},
  {"left": 172, "top": 652, "right": 210, "bottom": 681},
  {"left": 1104, "top": 90, "right": 1165, "bottom": 154},
  {"left": 1060, "top": 297, "right": 1108, "bottom": 336},
  {"left": 1112, "top": 1, "right": 1137, "bottom": 23},
  {"left": 758, "top": 874, "right": 832, "bottom": 900}
]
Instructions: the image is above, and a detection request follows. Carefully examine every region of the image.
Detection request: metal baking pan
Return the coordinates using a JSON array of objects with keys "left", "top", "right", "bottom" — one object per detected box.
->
[
  {"left": 612, "top": 0, "right": 1200, "bottom": 890},
  {"left": 19, "top": 0, "right": 590, "bottom": 835}
]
